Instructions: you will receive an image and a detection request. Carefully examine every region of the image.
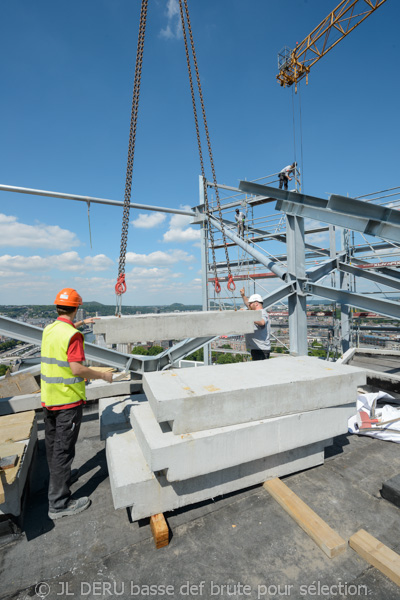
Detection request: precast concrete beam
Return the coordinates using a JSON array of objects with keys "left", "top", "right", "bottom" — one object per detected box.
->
[
  {"left": 143, "top": 356, "right": 365, "bottom": 433},
  {"left": 129, "top": 401, "right": 355, "bottom": 482},
  {"left": 93, "top": 310, "right": 262, "bottom": 344},
  {"left": 106, "top": 428, "right": 329, "bottom": 517}
]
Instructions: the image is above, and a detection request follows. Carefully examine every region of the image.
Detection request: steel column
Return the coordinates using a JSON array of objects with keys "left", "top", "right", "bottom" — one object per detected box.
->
[
  {"left": 286, "top": 214, "right": 308, "bottom": 356},
  {"left": 199, "top": 176, "right": 211, "bottom": 366}
]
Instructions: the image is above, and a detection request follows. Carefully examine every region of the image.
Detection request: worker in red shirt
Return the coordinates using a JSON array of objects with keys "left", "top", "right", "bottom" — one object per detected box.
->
[{"left": 41, "top": 288, "right": 113, "bottom": 519}]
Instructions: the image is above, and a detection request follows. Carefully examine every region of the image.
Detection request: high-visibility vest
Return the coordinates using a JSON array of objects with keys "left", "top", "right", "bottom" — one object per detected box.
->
[{"left": 41, "top": 320, "right": 86, "bottom": 407}]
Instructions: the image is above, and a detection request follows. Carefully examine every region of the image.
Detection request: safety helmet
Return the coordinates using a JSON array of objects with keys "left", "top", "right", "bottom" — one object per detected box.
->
[
  {"left": 248, "top": 294, "right": 263, "bottom": 304},
  {"left": 54, "top": 288, "right": 82, "bottom": 307},
  {"left": 235, "top": 208, "right": 239, "bottom": 212}
]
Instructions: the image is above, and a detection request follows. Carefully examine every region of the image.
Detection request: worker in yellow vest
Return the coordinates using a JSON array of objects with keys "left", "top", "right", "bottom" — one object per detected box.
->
[{"left": 41, "top": 288, "right": 113, "bottom": 519}]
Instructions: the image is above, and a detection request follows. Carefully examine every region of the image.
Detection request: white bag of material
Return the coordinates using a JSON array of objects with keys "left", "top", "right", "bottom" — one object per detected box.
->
[{"left": 348, "top": 391, "right": 400, "bottom": 443}]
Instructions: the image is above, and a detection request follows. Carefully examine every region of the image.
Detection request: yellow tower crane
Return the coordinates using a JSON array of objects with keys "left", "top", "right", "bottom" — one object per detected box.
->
[{"left": 277, "top": 0, "right": 387, "bottom": 91}]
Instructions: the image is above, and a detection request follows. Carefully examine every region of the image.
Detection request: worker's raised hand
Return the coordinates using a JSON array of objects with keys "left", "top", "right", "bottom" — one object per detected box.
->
[
  {"left": 240, "top": 287, "right": 245, "bottom": 297},
  {"left": 84, "top": 317, "right": 100, "bottom": 325}
]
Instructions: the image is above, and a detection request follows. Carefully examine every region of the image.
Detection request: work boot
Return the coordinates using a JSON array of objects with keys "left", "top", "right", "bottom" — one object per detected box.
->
[
  {"left": 48, "top": 497, "right": 91, "bottom": 520},
  {"left": 69, "top": 468, "right": 80, "bottom": 485}
]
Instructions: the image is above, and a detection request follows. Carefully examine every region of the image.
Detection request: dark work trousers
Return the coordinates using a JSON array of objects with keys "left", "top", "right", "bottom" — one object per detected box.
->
[
  {"left": 43, "top": 405, "right": 83, "bottom": 510},
  {"left": 278, "top": 173, "right": 289, "bottom": 190},
  {"left": 251, "top": 349, "right": 270, "bottom": 361}
]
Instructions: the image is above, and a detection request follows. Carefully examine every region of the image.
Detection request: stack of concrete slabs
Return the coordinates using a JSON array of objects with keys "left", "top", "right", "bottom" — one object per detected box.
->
[
  {"left": 143, "top": 356, "right": 366, "bottom": 433},
  {"left": 102, "top": 356, "right": 366, "bottom": 520}
]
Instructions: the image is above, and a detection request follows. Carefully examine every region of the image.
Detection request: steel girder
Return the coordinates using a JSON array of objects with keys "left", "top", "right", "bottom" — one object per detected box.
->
[
  {"left": 238, "top": 182, "right": 400, "bottom": 244},
  {"left": 305, "top": 283, "right": 400, "bottom": 320}
]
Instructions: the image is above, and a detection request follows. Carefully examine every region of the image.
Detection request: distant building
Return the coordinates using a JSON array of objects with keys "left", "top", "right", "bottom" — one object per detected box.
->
[{"left": 76, "top": 308, "right": 86, "bottom": 322}]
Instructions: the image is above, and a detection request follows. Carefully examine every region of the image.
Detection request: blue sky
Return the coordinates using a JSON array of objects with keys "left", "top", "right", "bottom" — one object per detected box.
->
[{"left": 0, "top": 0, "right": 398, "bottom": 306}]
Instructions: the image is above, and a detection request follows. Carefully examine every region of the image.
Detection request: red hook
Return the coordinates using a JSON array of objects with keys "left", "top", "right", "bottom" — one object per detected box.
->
[
  {"left": 227, "top": 274, "right": 236, "bottom": 291},
  {"left": 115, "top": 273, "right": 127, "bottom": 295},
  {"left": 214, "top": 278, "right": 221, "bottom": 294}
]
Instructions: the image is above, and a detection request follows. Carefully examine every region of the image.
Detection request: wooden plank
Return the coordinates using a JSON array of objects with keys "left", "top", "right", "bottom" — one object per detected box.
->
[
  {"left": 0, "top": 442, "right": 25, "bottom": 503},
  {"left": 0, "top": 410, "right": 35, "bottom": 426},
  {"left": 0, "top": 413, "right": 34, "bottom": 445},
  {"left": 0, "top": 373, "right": 40, "bottom": 399},
  {"left": 0, "top": 455, "right": 18, "bottom": 470},
  {"left": 349, "top": 529, "right": 400, "bottom": 587},
  {"left": 263, "top": 478, "right": 347, "bottom": 558},
  {"left": 150, "top": 513, "right": 169, "bottom": 549}
]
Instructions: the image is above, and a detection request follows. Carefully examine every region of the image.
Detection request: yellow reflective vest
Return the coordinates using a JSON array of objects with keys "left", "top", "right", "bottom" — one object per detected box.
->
[{"left": 41, "top": 320, "right": 86, "bottom": 407}]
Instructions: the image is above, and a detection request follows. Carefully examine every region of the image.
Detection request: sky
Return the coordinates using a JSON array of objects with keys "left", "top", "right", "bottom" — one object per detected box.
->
[{"left": 0, "top": 0, "right": 399, "bottom": 307}]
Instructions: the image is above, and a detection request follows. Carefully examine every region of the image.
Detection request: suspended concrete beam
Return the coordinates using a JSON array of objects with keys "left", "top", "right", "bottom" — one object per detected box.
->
[
  {"left": 93, "top": 310, "right": 262, "bottom": 344},
  {"left": 305, "top": 283, "right": 400, "bottom": 320},
  {"left": 0, "top": 316, "right": 216, "bottom": 374},
  {"left": 208, "top": 215, "right": 287, "bottom": 280},
  {"left": 238, "top": 182, "right": 400, "bottom": 244},
  {"left": 0, "top": 184, "right": 196, "bottom": 217}
]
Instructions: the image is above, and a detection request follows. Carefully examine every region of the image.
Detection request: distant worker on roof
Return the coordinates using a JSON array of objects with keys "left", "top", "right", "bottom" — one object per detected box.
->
[
  {"left": 240, "top": 288, "right": 271, "bottom": 360},
  {"left": 41, "top": 288, "right": 113, "bottom": 520},
  {"left": 278, "top": 162, "right": 297, "bottom": 191},
  {"left": 235, "top": 208, "right": 246, "bottom": 238}
]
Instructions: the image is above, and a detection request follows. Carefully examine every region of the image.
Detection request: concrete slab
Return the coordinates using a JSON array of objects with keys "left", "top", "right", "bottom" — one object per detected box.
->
[
  {"left": 99, "top": 394, "right": 146, "bottom": 440},
  {"left": 106, "top": 427, "right": 329, "bottom": 517},
  {"left": 0, "top": 379, "right": 142, "bottom": 416},
  {"left": 130, "top": 400, "right": 354, "bottom": 481},
  {"left": 92, "top": 309, "right": 262, "bottom": 343},
  {"left": 143, "top": 356, "right": 366, "bottom": 433},
  {"left": 0, "top": 418, "right": 37, "bottom": 516}
]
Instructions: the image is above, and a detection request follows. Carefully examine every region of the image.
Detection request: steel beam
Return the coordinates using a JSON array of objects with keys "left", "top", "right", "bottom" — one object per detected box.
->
[
  {"left": 305, "top": 283, "right": 400, "bottom": 320},
  {"left": 261, "top": 282, "right": 296, "bottom": 308},
  {"left": 238, "top": 182, "right": 400, "bottom": 244},
  {"left": 208, "top": 215, "right": 287, "bottom": 280},
  {"left": 0, "top": 184, "right": 196, "bottom": 217},
  {"left": 337, "top": 262, "right": 400, "bottom": 291}
]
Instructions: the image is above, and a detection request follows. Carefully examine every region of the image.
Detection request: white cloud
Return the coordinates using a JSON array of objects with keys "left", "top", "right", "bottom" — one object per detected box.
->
[
  {"left": 163, "top": 205, "right": 201, "bottom": 243},
  {"left": 163, "top": 228, "right": 201, "bottom": 243},
  {"left": 131, "top": 213, "right": 166, "bottom": 229},
  {"left": 0, "top": 214, "right": 80, "bottom": 250},
  {"left": 0, "top": 252, "right": 113, "bottom": 274},
  {"left": 159, "top": 0, "right": 182, "bottom": 40},
  {"left": 125, "top": 249, "right": 196, "bottom": 266}
]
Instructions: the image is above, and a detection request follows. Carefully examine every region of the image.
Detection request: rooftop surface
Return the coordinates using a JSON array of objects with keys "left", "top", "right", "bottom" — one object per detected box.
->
[{"left": 1, "top": 408, "right": 400, "bottom": 600}]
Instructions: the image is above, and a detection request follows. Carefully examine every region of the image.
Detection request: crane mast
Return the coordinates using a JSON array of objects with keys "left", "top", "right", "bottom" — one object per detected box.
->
[{"left": 277, "top": 0, "right": 387, "bottom": 91}]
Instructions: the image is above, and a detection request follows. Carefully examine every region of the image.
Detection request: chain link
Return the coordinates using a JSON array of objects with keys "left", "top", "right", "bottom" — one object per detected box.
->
[
  {"left": 115, "top": 0, "right": 148, "bottom": 314},
  {"left": 179, "top": 0, "right": 234, "bottom": 294}
]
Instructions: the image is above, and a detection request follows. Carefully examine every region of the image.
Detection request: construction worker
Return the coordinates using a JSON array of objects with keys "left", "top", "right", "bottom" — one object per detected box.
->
[
  {"left": 278, "top": 162, "right": 297, "bottom": 191},
  {"left": 240, "top": 288, "right": 271, "bottom": 360},
  {"left": 235, "top": 208, "right": 246, "bottom": 238},
  {"left": 41, "top": 288, "right": 113, "bottom": 519}
]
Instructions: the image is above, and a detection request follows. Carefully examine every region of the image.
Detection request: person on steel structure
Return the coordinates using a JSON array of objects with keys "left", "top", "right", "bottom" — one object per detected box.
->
[
  {"left": 41, "top": 288, "right": 113, "bottom": 519},
  {"left": 278, "top": 162, "right": 297, "bottom": 191},
  {"left": 235, "top": 208, "right": 246, "bottom": 238},
  {"left": 240, "top": 288, "right": 271, "bottom": 361}
]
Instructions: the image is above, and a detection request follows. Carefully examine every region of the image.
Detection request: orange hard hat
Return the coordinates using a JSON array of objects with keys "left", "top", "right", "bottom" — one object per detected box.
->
[{"left": 54, "top": 288, "right": 82, "bottom": 307}]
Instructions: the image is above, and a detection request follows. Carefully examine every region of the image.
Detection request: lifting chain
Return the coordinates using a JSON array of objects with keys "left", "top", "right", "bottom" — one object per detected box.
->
[
  {"left": 115, "top": 0, "right": 148, "bottom": 316},
  {"left": 179, "top": 0, "right": 235, "bottom": 296}
]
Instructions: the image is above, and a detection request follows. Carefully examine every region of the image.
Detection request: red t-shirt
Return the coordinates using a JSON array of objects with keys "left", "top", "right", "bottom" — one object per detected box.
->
[{"left": 42, "top": 317, "right": 86, "bottom": 411}]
